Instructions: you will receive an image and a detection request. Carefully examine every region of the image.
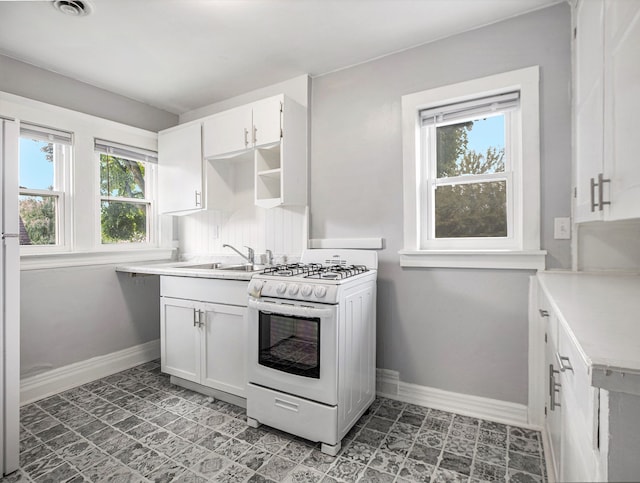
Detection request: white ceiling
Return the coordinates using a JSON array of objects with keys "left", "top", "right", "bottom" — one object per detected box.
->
[{"left": 0, "top": 0, "right": 562, "bottom": 115}]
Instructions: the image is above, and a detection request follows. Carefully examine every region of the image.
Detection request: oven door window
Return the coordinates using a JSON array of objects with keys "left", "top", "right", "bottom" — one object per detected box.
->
[{"left": 258, "top": 312, "right": 320, "bottom": 379}]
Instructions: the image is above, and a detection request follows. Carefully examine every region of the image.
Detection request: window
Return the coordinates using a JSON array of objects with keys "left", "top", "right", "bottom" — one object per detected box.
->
[
  {"left": 420, "top": 92, "right": 519, "bottom": 250},
  {"left": 95, "top": 139, "right": 157, "bottom": 245},
  {"left": 18, "top": 123, "right": 72, "bottom": 248},
  {"left": 401, "top": 67, "right": 545, "bottom": 269}
]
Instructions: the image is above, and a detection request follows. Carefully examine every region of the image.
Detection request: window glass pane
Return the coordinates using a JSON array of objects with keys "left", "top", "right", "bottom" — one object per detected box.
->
[
  {"left": 101, "top": 201, "right": 147, "bottom": 244},
  {"left": 19, "top": 195, "right": 57, "bottom": 245},
  {"left": 436, "top": 115, "right": 505, "bottom": 178},
  {"left": 19, "top": 138, "right": 55, "bottom": 190},
  {"left": 434, "top": 181, "right": 507, "bottom": 238},
  {"left": 100, "top": 154, "right": 145, "bottom": 199}
]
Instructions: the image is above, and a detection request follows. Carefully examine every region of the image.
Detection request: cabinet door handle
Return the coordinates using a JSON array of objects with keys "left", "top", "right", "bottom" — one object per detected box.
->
[
  {"left": 539, "top": 309, "right": 549, "bottom": 317},
  {"left": 193, "top": 308, "right": 199, "bottom": 327},
  {"left": 549, "top": 364, "right": 561, "bottom": 410},
  {"left": 252, "top": 125, "right": 257, "bottom": 145},
  {"left": 590, "top": 177, "right": 598, "bottom": 212},
  {"left": 598, "top": 173, "right": 610, "bottom": 211},
  {"left": 556, "top": 353, "right": 574, "bottom": 372},
  {"left": 195, "top": 190, "right": 202, "bottom": 207}
]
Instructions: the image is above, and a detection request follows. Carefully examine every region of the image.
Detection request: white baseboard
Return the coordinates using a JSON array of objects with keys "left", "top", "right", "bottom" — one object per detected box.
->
[
  {"left": 376, "top": 368, "right": 534, "bottom": 429},
  {"left": 20, "top": 339, "right": 160, "bottom": 405}
]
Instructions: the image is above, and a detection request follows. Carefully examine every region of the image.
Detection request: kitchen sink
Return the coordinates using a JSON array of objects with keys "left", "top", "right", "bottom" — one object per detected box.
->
[
  {"left": 179, "top": 263, "right": 264, "bottom": 272},
  {"left": 218, "top": 264, "right": 264, "bottom": 272}
]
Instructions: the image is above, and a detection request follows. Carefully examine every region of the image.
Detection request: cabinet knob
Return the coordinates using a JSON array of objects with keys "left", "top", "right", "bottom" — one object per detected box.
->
[{"left": 539, "top": 309, "right": 549, "bottom": 317}]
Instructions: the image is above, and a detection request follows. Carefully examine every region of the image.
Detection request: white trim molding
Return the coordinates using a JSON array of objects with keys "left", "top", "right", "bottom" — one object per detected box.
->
[
  {"left": 309, "top": 238, "right": 383, "bottom": 250},
  {"left": 20, "top": 339, "right": 160, "bottom": 405},
  {"left": 376, "top": 369, "right": 533, "bottom": 428},
  {"left": 399, "top": 249, "right": 547, "bottom": 270},
  {"left": 20, "top": 248, "right": 175, "bottom": 271}
]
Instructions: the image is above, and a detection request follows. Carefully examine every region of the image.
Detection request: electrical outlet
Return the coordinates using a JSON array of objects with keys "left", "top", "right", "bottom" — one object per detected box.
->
[{"left": 554, "top": 217, "right": 571, "bottom": 240}]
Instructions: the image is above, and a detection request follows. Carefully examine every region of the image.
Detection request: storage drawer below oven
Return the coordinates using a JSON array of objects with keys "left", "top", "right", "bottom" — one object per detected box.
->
[{"left": 247, "top": 383, "right": 338, "bottom": 445}]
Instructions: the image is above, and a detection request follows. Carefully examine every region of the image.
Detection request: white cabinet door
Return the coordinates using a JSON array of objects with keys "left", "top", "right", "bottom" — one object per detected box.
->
[
  {"left": 160, "top": 297, "right": 200, "bottom": 383},
  {"left": 251, "top": 96, "right": 282, "bottom": 148},
  {"left": 158, "top": 123, "right": 204, "bottom": 214},
  {"left": 545, "top": 317, "right": 563, "bottom": 481},
  {"left": 200, "top": 302, "right": 247, "bottom": 397},
  {"left": 604, "top": 0, "right": 640, "bottom": 220},
  {"left": 203, "top": 106, "right": 252, "bottom": 158},
  {"left": 574, "top": 0, "right": 605, "bottom": 222}
]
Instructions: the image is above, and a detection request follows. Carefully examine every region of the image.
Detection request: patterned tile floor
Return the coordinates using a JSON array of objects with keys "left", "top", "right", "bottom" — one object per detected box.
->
[{"left": 2, "top": 361, "right": 547, "bottom": 483}]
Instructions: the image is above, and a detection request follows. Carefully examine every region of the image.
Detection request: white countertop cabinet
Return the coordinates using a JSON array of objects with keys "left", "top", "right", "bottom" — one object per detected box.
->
[
  {"left": 160, "top": 276, "right": 248, "bottom": 398},
  {"left": 534, "top": 272, "right": 640, "bottom": 481},
  {"left": 574, "top": 0, "right": 640, "bottom": 222}
]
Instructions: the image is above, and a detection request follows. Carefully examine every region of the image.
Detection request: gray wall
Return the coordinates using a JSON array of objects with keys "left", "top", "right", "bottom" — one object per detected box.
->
[
  {"left": 0, "top": 54, "right": 177, "bottom": 132},
  {"left": 2, "top": 53, "right": 177, "bottom": 377},
  {"left": 310, "top": 4, "right": 572, "bottom": 404},
  {"left": 20, "top": 266, "right": 160, "bottom": 378}
]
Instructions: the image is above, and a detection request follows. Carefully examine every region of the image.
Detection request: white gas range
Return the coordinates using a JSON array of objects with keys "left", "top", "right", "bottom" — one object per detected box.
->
[{"left": 245, "top": 249, "right": 378, "bottom": 455}]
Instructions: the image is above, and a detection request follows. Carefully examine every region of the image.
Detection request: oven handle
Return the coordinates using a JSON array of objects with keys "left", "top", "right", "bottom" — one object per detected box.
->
[{"left": 248, "top": 298, "right": 334, "bottom": 319}]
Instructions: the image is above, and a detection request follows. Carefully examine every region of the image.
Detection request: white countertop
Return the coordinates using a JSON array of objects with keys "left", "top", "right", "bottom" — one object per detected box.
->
[
  {"left": 116, "top": 260, "right": 260, "bottom": 281},
  {"left": 538, "top": 271, "right": 640, "bottom": 394}
]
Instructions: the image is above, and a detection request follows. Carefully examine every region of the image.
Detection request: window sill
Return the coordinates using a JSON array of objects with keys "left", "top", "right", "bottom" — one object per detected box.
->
[
  {"left": 20, "top": 247, "right": 176, "bottom": 271},
  {"left": 399, "top": 249, "right": 547, "bottom": 270}
]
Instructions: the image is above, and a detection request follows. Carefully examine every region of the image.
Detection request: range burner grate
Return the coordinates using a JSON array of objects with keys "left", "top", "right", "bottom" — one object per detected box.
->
[{"left": 263, "top": 263, "right": 368, "bottom": 279}]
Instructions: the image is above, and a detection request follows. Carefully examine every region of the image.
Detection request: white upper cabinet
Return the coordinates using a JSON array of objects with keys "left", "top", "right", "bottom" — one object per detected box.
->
[
  {"left": 203, "top": 94, "right": 307, "bottom": 209},
  {"left": 603, "top": 0, "right": 640, "bottom": 220},
  {"left": 202, "top": 106, "right": 252, "bottom": 158},
  {"left": 254, "top": 96, "right": 307, "bottom": 208},
  {"left": 158, "top": 122, "right": 204, "bottom": 214},
  {"left": 574, "top": 0, "right": 605, "bottom": 222},
  {"left": 203, "top": 95, "right": 285, "bottom": 159},
  {"left": 251, "top": 95, "right": 283, "bottom": 148},
  {"left": 159, "top": 94, "right": 307, "bottom": 214},
  {"left": 574, "top": 0, "right": 640, "bottom": 222}
]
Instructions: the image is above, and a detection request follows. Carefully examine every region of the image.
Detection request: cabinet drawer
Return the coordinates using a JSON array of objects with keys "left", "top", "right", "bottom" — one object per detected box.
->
[
  {"left": 247, "top": 383, "right": 338, "bottom": 445},
  {"left": 161, "top": 276, "right": 248, "bottom": 306}
]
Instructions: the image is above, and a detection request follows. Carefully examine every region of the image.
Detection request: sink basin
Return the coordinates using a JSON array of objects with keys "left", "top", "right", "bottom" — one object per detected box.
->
[
  {"left": 217, "top": 264, "right": 264, "bottom": 272},
  {"left": 179, "top": 263, "right": 263, "bottom": 272},
  {"left": 180, "top": 263, "right": 225, "bottom": 270}
]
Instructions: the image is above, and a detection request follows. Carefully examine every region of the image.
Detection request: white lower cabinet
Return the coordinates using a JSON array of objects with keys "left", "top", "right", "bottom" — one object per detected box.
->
[
  {"left": 538, "top": 283, "right": 602, "bottom": 482},
  {"left": 161, "top": 298, "right": 200, "bottom": 383},
  {"left": 160, "top": 277, "right": 248, "bottom": 398}
]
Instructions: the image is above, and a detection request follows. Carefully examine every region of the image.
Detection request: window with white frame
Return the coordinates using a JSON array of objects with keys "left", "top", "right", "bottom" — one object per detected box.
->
[
  {"left": 95, "top": 139, "right": 157, "bottom": 245},
  {"left": 401, "top": 67, "right": 545, "bottom": 269},
  {"left": 420, "top": 92, "right": 520, "bottom": 250},
  {"left": 18, "top": 123, "right": 72, "bottom": 248}
]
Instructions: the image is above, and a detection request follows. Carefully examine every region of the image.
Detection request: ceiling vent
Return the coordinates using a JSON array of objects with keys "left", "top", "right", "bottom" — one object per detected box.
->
[{"left": 52, "top": 0, "right": 94, "bottom": 17}]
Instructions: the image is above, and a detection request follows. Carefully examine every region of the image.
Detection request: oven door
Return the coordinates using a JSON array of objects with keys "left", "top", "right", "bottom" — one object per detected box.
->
[{"left": 247, "top": 297, "right": 338, "bottom": 406}]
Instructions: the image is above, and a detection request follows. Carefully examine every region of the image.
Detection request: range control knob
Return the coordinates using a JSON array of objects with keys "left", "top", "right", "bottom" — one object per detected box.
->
[
  {"left": 301, "top": 285, "right": 313, "bottom": 297},
  {"left": 314, "top": 286, "right": 327, "bottom": 298},
  {"left": 288, "top": 284, "right": 300, "bottom": 295},
  {"left": 249, "top": 280, "right": 264, "bottom": 297},
  {"left": 276, "top": 283, "right": 287, "bottom": 295}
]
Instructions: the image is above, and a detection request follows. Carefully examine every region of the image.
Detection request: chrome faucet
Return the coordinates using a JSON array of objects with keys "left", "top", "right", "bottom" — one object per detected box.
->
[{"left": 223, "top": 244, "right": 254, "bottom": 264}]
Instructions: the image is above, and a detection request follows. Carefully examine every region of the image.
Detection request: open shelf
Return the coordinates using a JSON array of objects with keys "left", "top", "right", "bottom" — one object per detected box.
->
[{"left": 255, "top": 143, "right": 281, "bottom": 171}]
